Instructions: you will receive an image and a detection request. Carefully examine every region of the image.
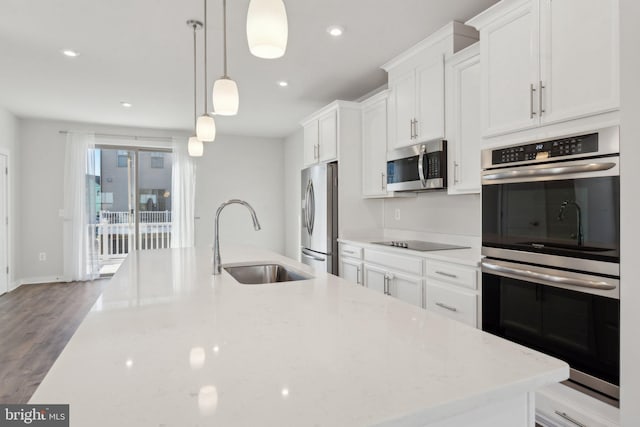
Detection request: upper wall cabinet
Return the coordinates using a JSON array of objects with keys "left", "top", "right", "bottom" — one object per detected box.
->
[
  {"left": 382, "top": 22, "right": 479, "bottom": 151},
  {"left": 445, "top": 44, "right": 481, "bottom": 195},
  {"left": 468, "top": 0, "right": 619, "bottom": 138},
  {"left": 301, "top": 104, "right": 339, "bottom": 167},
  {"left": 361, "top": 90, "right": 390, "bottom": 198}
]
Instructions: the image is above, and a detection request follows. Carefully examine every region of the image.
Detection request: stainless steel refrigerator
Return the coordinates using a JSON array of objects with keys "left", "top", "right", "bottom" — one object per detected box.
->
[{"left": 300, "top": 162, "right": 338, "bottom": 275}]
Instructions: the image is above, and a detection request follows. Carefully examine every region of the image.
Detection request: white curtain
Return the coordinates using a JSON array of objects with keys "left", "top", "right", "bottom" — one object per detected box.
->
[
  {"left": 63, "top": 132, "right": 99, "bottom": 281},
  {"left": 171, "top": 138, "right": 196, "bottom": 248}
]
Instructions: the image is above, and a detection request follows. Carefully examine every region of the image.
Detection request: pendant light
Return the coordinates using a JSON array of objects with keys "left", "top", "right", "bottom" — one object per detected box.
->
[
  {"left": 212, "top": 0, "right": 239, "bottom": 116},
  {"left": 196, "top": 0, "right": 216, "bottom": 141},
  {"left": 246, "top": 0, "right": 288, "bottom": 59},
  {"left": 187, "top": 20, "right": 204, "bottom": 157}
]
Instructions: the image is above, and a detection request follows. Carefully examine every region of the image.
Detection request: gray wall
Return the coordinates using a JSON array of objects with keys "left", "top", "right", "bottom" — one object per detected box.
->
[
  {"left": 193, "top": 134, "right": 285, "bottom": 254},
  {"left": 283, "top": 129, "right": 303, "bottom": 260},
  {"left": 620, "top": 0, "right": 640, "bottom": 422},
  {"left": 15, "top": 118, "right": 286, "bottom": 282},
  {"left": 0, "top": 108, "right": 21, "bottom": 289}
]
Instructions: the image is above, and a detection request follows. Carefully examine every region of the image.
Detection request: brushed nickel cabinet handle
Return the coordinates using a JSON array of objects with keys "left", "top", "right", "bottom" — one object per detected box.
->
[
  {"left": 436, "top": 270, "right": 458, "bottom": 279},
  {"left": 381, "top": 172, "right": 385, "bottom": 190},
  {"left": 530, "top": 84, "right": 537, "bottom": 119},
  {"left": 539, "top": 81, "right": 546, "bottom": 116},
  {"left": 435, "top": 302, "right": 458, "bottom": 312}
]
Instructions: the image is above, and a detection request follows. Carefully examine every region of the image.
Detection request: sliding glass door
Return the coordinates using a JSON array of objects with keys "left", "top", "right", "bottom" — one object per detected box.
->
[{"left": 93, "top": 147, "right": 172, "bottom": 275}]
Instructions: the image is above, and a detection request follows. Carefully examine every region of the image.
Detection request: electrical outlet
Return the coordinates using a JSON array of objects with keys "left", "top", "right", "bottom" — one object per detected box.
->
[
  {"left": 38, "top": 252, "right": 46, "bottom": 261},
  {"left": 394, "top": 209, "right": 401, "bottom": 221}
]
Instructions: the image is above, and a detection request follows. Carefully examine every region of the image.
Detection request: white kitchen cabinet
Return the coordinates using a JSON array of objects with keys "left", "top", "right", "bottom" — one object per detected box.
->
[
  {"left": 340, "top": 257, "right": 363, "bottom": 286},
  {"left": 301, "top": 104, "right": 339, "bottom": 167},
  {"left": 446, "top": 43, "right": 481, "bottom": 195},
  {"left": 339, "top": 243, "right": 364, "bottom": 285},
  {"left": 382, "top": 22, "right": 478, "bottom": 151},
  {"left": 363, "top": 263, "right": 423, "bottom": 308},
  {"left": 468, "top": 0, "right": 619, "bottom": 138},
  {"left": 425, "top": 259, "right": 479, "bottom": 327},
  {"left": 361, "top": 91, "right": 389, "bottom": 197}
]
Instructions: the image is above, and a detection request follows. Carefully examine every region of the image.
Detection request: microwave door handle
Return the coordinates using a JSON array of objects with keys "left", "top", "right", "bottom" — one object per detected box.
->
[
  {"left": 418, "top": 146, "right": 427, "bottom": 187},
  {"left": 481, "top": 261, "right": 617, "bottom": 290},
  {"left": 482, "top": 161, "right": 616, "bottom": 183}
]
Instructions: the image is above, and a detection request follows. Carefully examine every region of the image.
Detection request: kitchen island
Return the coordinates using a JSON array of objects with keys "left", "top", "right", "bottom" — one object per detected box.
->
[{"left": 30, "top": 246, "right": 568, "bottom": 426}]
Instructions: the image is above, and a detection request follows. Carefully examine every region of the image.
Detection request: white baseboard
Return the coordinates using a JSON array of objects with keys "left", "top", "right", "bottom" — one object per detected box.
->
[{"left": 19, "top": 275, "right": 70, "bottom": 286}]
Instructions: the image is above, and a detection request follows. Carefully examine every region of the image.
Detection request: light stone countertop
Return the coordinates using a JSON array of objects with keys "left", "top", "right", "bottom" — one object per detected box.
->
[
  {"left": 30, "top": 246, "right": 567, "bottom": 426},
  {"left": 338, "top": 238, "right": 482, "bottom": 267}
]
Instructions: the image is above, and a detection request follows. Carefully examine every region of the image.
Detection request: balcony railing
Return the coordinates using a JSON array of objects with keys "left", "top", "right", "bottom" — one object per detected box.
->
[{"left": 95, "top": 210, "right": 172, "bottom": 260}]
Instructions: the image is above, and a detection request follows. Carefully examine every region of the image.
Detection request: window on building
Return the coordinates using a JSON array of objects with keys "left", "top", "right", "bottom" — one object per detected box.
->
[
  {"left": 150, "top": 153, "right": 164, "bottom": 169},
  {"left": 117, "top": 150, "right": 129, "bottom": 168}
]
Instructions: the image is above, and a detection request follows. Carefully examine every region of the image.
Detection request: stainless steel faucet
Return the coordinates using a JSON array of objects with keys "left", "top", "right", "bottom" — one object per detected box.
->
[
  {"left": 557, "top": 200, "right": 584, "bottom": 246},
  {"left": 213, "top": 199, "right": 261, "bottom": 275}
]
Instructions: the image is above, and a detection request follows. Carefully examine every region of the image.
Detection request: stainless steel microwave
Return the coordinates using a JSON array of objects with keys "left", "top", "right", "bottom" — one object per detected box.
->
[{"left": 386, "top": 140, "right": 447, "bottom": 192}]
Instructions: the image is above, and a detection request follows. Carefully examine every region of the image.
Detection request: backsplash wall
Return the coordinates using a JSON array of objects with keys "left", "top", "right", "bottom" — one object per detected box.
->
[{"left": 384, "top": 192, "right": 481, "bottom": 237}]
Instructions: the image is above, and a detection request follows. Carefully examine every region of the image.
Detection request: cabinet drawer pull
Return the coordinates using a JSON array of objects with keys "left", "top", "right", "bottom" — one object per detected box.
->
[
  {"left": 381, "top": 172, "right": 385, "bottom": 190},
  {"left": 435, "top": 302, "right": 458, "bottom": 312},
  {"left": 554, "top": 411, "right": 587, "bottom": 427},
  {"left": 435, "top": 271, "right": 458, "bottom": 279},
  {"left": 539, "top": 80, "right": 546, "bottom": 116},
  {"left": 530, "top": 84, "right": 537, "bottom": 119},
  {"left": 343, "top": 250, "right": 355, "bottom": 255}
]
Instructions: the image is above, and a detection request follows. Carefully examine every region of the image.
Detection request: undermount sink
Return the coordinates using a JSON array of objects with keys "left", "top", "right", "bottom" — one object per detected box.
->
[{"left": 224, "top": 263, "right": 313, "bottom": 284}]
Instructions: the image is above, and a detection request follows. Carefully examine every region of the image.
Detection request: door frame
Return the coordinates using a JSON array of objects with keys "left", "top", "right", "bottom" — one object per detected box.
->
[{"left": 0, "top": 149, "right": 9, "bottom": 294}]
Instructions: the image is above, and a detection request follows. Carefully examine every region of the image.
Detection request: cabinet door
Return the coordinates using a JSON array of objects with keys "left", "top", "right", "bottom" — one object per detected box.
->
[
  {"left": 318, "top": 110, "right": 338, "bottom": 162},
  {"left": 389, "top": 70, "right": 416, "bottom": 150},
  {"left": 363, "top": 264, "right": 387, "bottom": 295},
  {"left": 425, "top": 280, "right": 477, "bottom": 327},
  {"left": 303, "top": 121, "right": 319, "bottom": 167},
  {"left": 362, "top": 97, "right": 388, "bottom": 197},
  {"left": 447, "top": 51, "right": 481, "bottom": 195},
  {"left": 389, "top": 271, "right": 424, "bottom": 308},
  {"left": 481, "top": 1, "right": 539, "bottom": 136},
  {"left": 340, "top": 258, "right": 363, "bottom": 285},
  {"left": 415, "top": 55, "right": 445, "bottom": 142},
  {"left": 539, "top": 0, "right": 619, "bottom": 125}
]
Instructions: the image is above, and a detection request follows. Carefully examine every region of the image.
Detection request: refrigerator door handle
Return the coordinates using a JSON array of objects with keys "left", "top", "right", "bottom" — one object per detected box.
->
[
  {"left": 304, "top": 179, "right": 312, "bottom": 235},
  {"left": 301, "top": 248, "right": 325, "bottom": 262},
  {"left": 308, "top": 180, "right": 316, "bottom": 235}
]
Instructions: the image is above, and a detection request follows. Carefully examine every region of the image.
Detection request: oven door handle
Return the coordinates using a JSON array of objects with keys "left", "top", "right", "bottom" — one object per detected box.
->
[
  {"left": 482, "top": 161, "right": 616, "bottom": 183},
  {"left": 418, "top": 145, "right": 427, "bottom": 187},
  {"left": 481, "top": 261, "right": 617, "bottom": 290}
]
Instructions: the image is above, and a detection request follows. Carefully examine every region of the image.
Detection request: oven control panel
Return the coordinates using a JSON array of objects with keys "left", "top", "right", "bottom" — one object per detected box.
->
[{"left": 491, "top": 132, "right": 599, "bottom": 165}]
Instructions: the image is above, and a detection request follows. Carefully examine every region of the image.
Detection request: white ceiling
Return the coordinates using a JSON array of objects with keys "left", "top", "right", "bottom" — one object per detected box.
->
[{"left": 0, "top": 0, "right": 498, "bottom": 138}]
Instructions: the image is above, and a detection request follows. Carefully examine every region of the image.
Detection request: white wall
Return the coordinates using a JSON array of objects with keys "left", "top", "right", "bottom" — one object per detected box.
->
[
  {"left": 0, "top": 107, "right": 20, "bottom": 289},
  {"left": 16, "top": 118, "right": 184, "bottom": 283},
  {"left": 193, "top": 134, "right": 285, "bottom": 255},
  {"left": 620, "top": 0, "right": 640, "bottom": 423},
  {"left": 283, "top": 129, "right": 303, "bottom": 260},
  {"left": 384, "top": 193, "right": 481, "bottom": 238}
]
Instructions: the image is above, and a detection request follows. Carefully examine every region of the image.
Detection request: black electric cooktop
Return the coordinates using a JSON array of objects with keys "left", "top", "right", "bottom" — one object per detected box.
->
[{"left": 371, "top": 240, "right": 469, "bottom": 251}]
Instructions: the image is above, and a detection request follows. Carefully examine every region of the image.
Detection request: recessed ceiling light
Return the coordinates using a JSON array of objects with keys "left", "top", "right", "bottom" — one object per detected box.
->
[
  {"left": 61, "top": 49, "right": 80, "bottom": 57},
  {"left": 327, "top": 26, "right": 344, "bottom": 37},
  {"left": 277, "top": 81, "right": 288, "bottom": 87},
  {"left": 120, "top": 101, "right": 132, "bottom": 108}
]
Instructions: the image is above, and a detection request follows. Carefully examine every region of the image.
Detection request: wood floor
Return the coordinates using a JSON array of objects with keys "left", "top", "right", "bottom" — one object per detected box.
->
[{"left": 0, "top": 280, "right": 107, "bottom": 403}]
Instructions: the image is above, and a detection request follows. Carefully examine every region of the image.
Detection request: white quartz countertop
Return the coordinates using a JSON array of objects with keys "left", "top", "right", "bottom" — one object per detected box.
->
[
  {"left": 338, "top": 238, "right": 482, "bottom": 267},
  {"left": 31, "top": 246, "right": 567, "bottom": 426}
]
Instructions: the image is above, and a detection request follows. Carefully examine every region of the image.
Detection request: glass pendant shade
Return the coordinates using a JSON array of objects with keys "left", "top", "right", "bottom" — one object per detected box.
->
[
  {"left": 196, "top": 114, "right": 216, "bottom": 141},
  {"left": 188, "top": 136, "right": 204, "bottom": 157},
  {"left": 212, "top": 77, "right": 239, "bottom": 116},
  {"left": 246, "top": 0, "right": 288, "bottom": 59}
]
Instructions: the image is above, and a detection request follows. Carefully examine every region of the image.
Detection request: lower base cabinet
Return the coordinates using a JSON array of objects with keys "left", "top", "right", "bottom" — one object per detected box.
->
[
  {"left": 340, "top": 257, "right": 363, "bottom": 285},
  {"left": 364, "top": 264, "right": 423, "bottom": 308},
  {"left": 425, "top": 280, "right": 477, "bottom": 327}
]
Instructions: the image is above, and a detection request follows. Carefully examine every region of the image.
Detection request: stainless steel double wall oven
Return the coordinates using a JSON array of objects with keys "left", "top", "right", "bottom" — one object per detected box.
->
[{"left": 481, "top": 126, "right": 620, "bottom": 405}]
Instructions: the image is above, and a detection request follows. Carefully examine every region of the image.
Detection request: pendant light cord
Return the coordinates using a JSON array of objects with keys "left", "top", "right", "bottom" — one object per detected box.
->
[
  {"left": 223, "top": 0, "right": 228, "bottom": 78},
  {"left": 204, "top": 0, "right": 208, "bottom": 113},
  {"left": 192, "top": 23, "right": 197, "bottom": 127}
]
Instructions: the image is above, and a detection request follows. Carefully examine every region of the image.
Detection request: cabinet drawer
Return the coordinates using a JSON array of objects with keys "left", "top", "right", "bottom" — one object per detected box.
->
[
  {"left": 340, "top": 244, "right": 363, "bottom": 259},
  {"left": 425, "top": 260, "right": 477, "bottom": 290},
  {"left": 364, "top": 249, "right": 423, "bottom": 276},
  {"left": 425, "top": 281, "right": 477, "bottom": 327}
]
